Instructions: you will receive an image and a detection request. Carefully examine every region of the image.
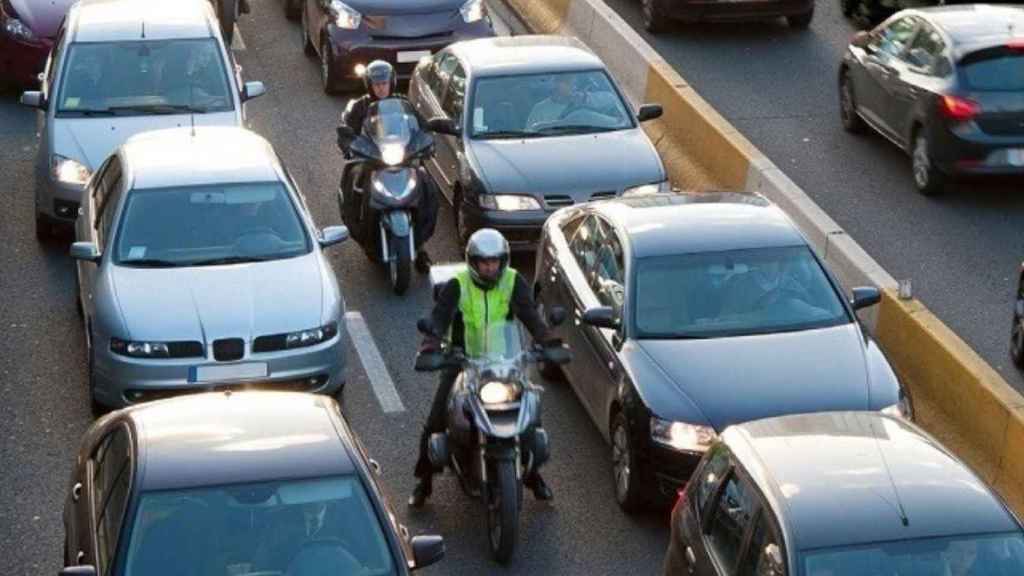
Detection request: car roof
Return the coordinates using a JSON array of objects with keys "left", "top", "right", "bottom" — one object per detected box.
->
[
  {"left": 914, "top": 5, "right": 1024, "bottom": 52},
  {"left": 122, "top": 127, "right": 281, "bottom": 189},
  {"left": 725, "top": 412, "right": 1020, "bottom": 551},
  {"left": 450, "top": 35, "right": 606, "bottom": 77},
  {"left": 129, "top": 392, "right": 355, "bottom": 492},
  {"left": 590, "top": 192, "right": 806, "bottom": 258},
  {"left": 70, "top": 0, "right": 216, "bottom": 43}
]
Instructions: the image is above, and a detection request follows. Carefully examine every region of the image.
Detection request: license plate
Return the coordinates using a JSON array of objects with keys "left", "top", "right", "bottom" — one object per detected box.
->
[
  {"left": 193, "top": 362, "right": 268, "bottom": 383},
  {"left": 1008, "top": 148, "right": 1024, "bottom": 167},
  {"left": 397, "top": 50, "right": 431, "bottom": 63}
]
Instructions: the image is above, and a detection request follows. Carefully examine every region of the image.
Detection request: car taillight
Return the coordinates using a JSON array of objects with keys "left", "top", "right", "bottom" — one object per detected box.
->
[
  {"left": 938, "top": 95, "right": 980, "bottom": 122},
  {"left": 1007, "top": 39, "right": 1024, "bottom": 51}
]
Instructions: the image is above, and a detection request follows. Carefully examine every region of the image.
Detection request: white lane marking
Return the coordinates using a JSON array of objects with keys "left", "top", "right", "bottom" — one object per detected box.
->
[
  {"left": 232, "top": 28, "right": 246, "bottom": 51},
  {"left": 345, "top": 311, "right": 406, "bottom": 413}
]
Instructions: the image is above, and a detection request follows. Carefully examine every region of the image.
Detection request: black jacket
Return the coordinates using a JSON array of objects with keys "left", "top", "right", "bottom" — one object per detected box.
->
[{"left": 428, "top": 271, "right": 550, "bottom": 349}]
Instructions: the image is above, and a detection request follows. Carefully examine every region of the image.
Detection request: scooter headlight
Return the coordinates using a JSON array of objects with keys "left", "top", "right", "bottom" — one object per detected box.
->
[
  {"left": 479, "top": 381, "right": 520, "bottom": 405},
  {"left": 380, "top": 142, "right": 405, "bottom": 166}
]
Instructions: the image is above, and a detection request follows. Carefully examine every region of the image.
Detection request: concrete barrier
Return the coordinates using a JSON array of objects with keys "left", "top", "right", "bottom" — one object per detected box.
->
[{"left": 497, "top": 0, "right": 1024, "bottom": 516}]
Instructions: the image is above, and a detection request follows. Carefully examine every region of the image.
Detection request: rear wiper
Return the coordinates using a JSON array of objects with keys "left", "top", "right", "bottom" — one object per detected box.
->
[
  {"left": 477, "top": 130, "right": 539, "bottom": 139},
  {"left": 107, "top": 104, "right": 210, "bottom": 115},
  {"left": 119, "top": 258, "right": 180, "bottom": 268},
  {"left": 189, "top": 255, "right": 270, "bottom": 266}
]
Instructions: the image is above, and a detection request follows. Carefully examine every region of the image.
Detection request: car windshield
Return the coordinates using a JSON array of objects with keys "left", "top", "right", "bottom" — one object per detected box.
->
[
  {"left": 57, "top": 39, "right": 233, "bottom": 115},
  {"left": 114, "top": 182, "right": 310, "bottom": 267},
  {"left": 122, "top": 476, "right": 398, "bottom": 576},
  {"left": 633, "top": 246, "right": 849, "bottom": 339},
  {"left": 470, "top": 70, "right": 633, "bottom": 139},
  {"left": 802, "top": 532, "right": 1024, "bottom": 576},
  {"left": 960, "top": 46, "right": 1024, "bottom": 91}
]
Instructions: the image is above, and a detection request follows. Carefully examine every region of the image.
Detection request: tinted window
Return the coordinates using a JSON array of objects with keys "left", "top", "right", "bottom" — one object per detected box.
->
[
  {"left": 442, "top": 63, "right": 466, "bottom": 120},
  {"left": 707, "top": 473, "right": 758, "bottom": 576},
  {"left": 559, "top": 213, "right": 586, "bottom": 241},
  {"left": 96, "top": 159, "right": 124, "bottom": 248},
  {"left": 569, "top": 216, "right": 600, "bottom": 278},
  {"left": 961, "top": 47, "right": 1024, "bottom": 91},
  {"left": 432, "top": 53, "right": 459, "bottom": 99},
  {"left": 57, "top": 39, "right": 232, "bottom": 115},
  {"left": 45, "top": 26, "right": 67, "bottom": 98},
  {"left": 740, "top": 515, "right": 786, "bottom": 576},
  {"left": 905, "top": 25, "right": 945, "bottom": 72},
  {"left": 123, "top": 476, "right": 398, "bottom": 576},
  {"left": 114, "top": 182, "right": 310, "bottom": 267},
  {"left": 802, "top": 532, "right": 1024, "bottom": 576},
  {"left": 471, "top": 70, "right": 633, "bottom": 138},
  {"left": 92, "top": 427, "right": 132, "bottom": 575},
  {"left": 874, "top": 16, "right": 919, "bottom": 57},
  {"left": 696, "top": 444, "right": 731, "bottom": 515},
  {"left": 592, "top": 219, "right": 625, "bottom": 311},
  {"left": 633, "top": 246, "right": 849, "bottom": 339}
]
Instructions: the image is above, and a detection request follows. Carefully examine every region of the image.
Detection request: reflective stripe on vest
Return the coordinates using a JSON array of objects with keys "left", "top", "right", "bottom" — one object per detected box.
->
[{"left": 455, "top": 267, "right": 516, "bottom": 357}]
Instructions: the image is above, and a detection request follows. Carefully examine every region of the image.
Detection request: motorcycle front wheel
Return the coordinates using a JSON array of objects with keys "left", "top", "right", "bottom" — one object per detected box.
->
[
  {"left": 389, "top": 233, "right": 411, "bottom": 295},
  {"left": 486, "top": 458, "right": 519, "bottom": 563}
]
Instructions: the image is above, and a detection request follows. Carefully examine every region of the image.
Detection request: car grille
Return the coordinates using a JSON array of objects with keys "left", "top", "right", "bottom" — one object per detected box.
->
[
  {"left": 213, "top": 338, "right": 245, "bottom": 362},
  {"left": 977, "top": 115, "right": 1024, "bottom": 137},
  {"left": 252, "top": 334, "right": 288, "bottom": 353},
  {"left": 544, "top": 195, "right": 573, "bottom": 209},
  {"left": 167, "top": 341, "right": 205, "bottom": 359}
]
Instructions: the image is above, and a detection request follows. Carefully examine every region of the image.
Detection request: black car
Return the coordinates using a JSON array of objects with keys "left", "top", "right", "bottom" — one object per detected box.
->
[
  {"left": 1010, "top": 261, "right": 1024, "bottom": 368},
  {"left": 298, "top": 0, "right": 495, "bottom": 93},
  {"left": 59, "top": 392, "right": 445, "bottom": 576},
  {"left": 533, "top": 192, "right": 911, "bottom": 512},
  {"left": 640, "top": 0, "right": 813, "bottom": 34},
  {"left": 664, "top": 411, "right": 1024, "bottom": 576},
  {"left": 839, "top": 5, "right": 1024, "bottom": 195},
  {"left": 409, "top": 35, "right": 667, "bottom": 250}
]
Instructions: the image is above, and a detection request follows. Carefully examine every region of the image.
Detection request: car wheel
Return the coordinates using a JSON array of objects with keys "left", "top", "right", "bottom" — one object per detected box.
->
[
  {"left": 839, "top": 70, "right": 865, "bottom": 134},
  {"left": 453, "top": 188, "right": 471, "bottom": 246},
  {"left": 640, "top": 0, "right": 669, "bottom": 34},
  {"left": 912, "top": 131, "right": 946, "bottom": 196},
  {"left": 301, "top": 5, "right": 316, "bottom": 56},
  {"left": 74, "top": 269, "right": 84, "bottom": 319},
  {"left": 321, "top": 39, "right": 338, "bottom": 95},
  {"left": 611, "top": 411, "right": 646, "bottom": 513},
  {"left": 87, "top": 328, "right": 106, "bottom": 417},
  {"left": 787, "top": 7, "right": 814, "bottom": 28},
  {"left": 1011, "top": 276, "right": 1024, "bottom": 369},
  {"left": 285, "top": 0, "right": 300, "bottom": 20}
]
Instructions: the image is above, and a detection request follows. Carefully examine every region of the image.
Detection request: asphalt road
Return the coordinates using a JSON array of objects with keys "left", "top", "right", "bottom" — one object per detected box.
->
[
  {"left": 0, "top": 1, "right": 669, "bottom": 574},
  {"left": 598, "top": 0, "right": 1024, "bottom": 391}
]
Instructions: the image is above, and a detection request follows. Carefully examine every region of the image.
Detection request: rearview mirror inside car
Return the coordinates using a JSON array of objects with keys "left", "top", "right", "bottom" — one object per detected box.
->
[
  {"left": 410, "top": 535, "right": 445, "bottom": 570},
  {"left": 637, "top": 103, "right": 663, "bottom": 122},
  {"left": 582, "top": 306, "right": 619, "bottom": 330},
  {"left": 426, "top": 117, "right": 460, "bottom": 136},
  {"left": 850, "top": 286, "right": 881, "bottom": 311}
]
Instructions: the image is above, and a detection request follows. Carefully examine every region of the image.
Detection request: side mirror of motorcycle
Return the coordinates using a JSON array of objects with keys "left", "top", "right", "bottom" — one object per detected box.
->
[
  {"left": 542, "top": 346, "right": 572, "bottom": 366},
  {"left": 414, "top": 352, "right": 445, "bottom": 372},
  {"left": 426, "top": 117, "right": 460, "bottom": 137},
  {"left": 546, "top": 305, "right": 568, "bottom": 327}
]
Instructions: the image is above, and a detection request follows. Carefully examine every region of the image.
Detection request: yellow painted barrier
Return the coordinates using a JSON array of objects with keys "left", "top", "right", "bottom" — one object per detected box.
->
[{"left": 504, "top": 0, "right": 571, "bottom": 34}]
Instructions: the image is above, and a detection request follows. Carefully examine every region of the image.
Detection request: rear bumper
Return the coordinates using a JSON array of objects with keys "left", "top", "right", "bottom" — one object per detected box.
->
[
  {"left": 660, "top": 0, "right": 813, "bottom": 21},
  {"left": 928, "top": 123, "right": 1024, "bottom": 178},
  {"left": 0, "top": 35, "right": 49, "bottom": 88}
]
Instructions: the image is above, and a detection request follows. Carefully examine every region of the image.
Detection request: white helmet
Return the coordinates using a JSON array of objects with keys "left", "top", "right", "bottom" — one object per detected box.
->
[{"left": 465, "top": 228, "right": 510, "bottom": 289}]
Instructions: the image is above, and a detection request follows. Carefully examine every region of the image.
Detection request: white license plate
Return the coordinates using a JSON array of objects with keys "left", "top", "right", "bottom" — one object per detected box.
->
[
  {"left": 194, "top": 362, "right": 268, "bottom": 383},
  {"left": 1008, "top": 148, "right": 1024, "bottom": 167},
  {"left": 397, "top": 50, "right": 431, "bottom": 63}
]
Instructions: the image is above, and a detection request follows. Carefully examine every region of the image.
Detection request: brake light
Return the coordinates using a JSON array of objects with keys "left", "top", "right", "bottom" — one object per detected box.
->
[
  {"left": 938, "top": 95, "right": 980, "bottom": 121},
  {"left": 1007, "top": 39, "right": 1024, "bottom": 51}
]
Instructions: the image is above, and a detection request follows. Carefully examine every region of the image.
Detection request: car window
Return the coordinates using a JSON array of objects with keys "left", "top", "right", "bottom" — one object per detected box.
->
[
  {"left": 470, "top": 70, "right": 633, "bottom": 138},
  {"left": 874, "top": 16, "right": 919, "bottom": 58},
  {"left": 592, "top": 218, "right": 625, "bottom": 312},
  {"left": 44, "top": 26, "right": 67, "bottom": 99},
  {"left": 739, "top": 513, "right": 786, "bottom": 576},
  {"left": 696, "top": 443, "right": 731, "bottom": 516},
  {"left": 706, "top": 473, "right": 758, "bottom": 576},
  {"left": 424, "top": 52, "right": 451, "bottom": 98},
  {"left": 96, "top": 158, "right": 124, "bottom": 248},
  {"left": 56, "top": 38, "right": 233, "bottom": 116},
  {"left": 960, "top": 46, "right": 1024, "bottom": 92},
  {"left": 905, "top": 24, "right": 945, "bottom": 72},
  {"left": 91, "top": 426, "right": 132, "bottom": 575},
  {"left": 568, "top": 215, "right": 600, "bottom": 279},
  {"left": 441, "top": 62, "right": 466, "bottom": 120}
]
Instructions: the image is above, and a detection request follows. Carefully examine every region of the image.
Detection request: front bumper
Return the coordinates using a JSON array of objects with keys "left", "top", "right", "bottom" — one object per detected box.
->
[
  {"left": 646, "top": 443, "right": 703, "bottom": 498},
  {"left": 0, "top": 34, "right": 50, "bottom": 88},
  {"left": 460, "top": 200, "right": 549, "bottom": 251},
  {"left": 92, "top": 333, "right": 346, "bottom": 408},
  {"left": 660, "top": 0, "right": 813, "bottom": 21},
  {"left": 37, "top": 175, "right": 85, "bottom": 223}
]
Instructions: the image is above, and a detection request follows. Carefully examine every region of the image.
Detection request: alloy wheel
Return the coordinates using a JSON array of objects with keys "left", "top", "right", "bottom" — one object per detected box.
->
[
  {"left": 612, "top": 424, "right": 632, "bottom": 502},
  {"left": 912, "top": 136, "right": 931, "bottom": 190}
]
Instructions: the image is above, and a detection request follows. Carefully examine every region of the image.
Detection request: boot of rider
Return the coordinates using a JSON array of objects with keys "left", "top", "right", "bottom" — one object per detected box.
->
[
  {"left": 524, "top": 470, "right": 553, "bottom": 501},
  {"left": 408, "top": 475, "right": 433, "bottom": 508}
]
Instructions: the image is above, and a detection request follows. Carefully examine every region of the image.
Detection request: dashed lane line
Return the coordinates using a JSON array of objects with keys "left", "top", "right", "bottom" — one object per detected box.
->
[{"left": 344, "top": 311, "right": 406, "bottom": 413}]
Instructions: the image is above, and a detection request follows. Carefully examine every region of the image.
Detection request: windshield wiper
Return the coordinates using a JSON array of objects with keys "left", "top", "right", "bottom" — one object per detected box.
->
[
  {"left": 535, "top": 124, "right": 620, "bottom": 135},
  {"left": 189, "top": 255, "right": 271, "bottom": 266},
  {"left": 107, "top": 103, "right": 211, "bottom": 115},
  {"left": 477, "top": 129, "right": 539, "bottom": 139},
  {"left": 119, "top": 258, "right": 180, "bottom": 268},
  {"left": 58, "top": 108, "right": 116, "bottom": 116}
]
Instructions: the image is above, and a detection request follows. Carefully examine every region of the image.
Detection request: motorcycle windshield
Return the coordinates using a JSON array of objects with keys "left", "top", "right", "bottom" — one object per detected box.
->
[
  {"left": 366, "top": 98, "right": 420, "bottom": 164},
  {"left": 471, "top": 321, "right": 525, "bottom": 363}
]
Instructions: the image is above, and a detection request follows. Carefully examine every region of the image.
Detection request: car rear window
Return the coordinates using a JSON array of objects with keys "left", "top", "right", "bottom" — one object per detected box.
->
[{"left": 960, "top": 46, "right": 1024, "bottom": 91}]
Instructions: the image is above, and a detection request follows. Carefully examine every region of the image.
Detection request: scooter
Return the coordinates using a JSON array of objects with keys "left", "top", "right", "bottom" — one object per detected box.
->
[
  {"left": 337, "top": 98, "right": 436, "bottom": 294},
  {"left": 414, "top": 265, "right": 571, "bottom": 563}
]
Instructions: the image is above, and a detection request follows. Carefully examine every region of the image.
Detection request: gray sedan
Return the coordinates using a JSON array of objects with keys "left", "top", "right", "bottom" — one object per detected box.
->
[{"left": 72, "top": 126, "right": 349, "bottom": 412}]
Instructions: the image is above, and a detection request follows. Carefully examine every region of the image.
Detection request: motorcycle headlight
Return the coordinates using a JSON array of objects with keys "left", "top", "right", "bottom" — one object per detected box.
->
[
  {"left": 624, "top": 180, "right": 671, "bottom": 196},
  {"left": 650, "top": 417, "right": 717, "bottom": 452},
  {"left": 380, "top": 142, "right": 406, "bottom": 167},
  {"left": 881, "top": 391, "right": 913, "bottom": 421},
  {"left": 285, "top": 322, "right": 339, "bottom": 349},
  {"left": 479, "top": 194, "right": 541, "bottom": 211},
  {"left": 479, "top": 381, "right": 520, "bottom": 405},
  {"left": 2, "top": 8, "right": 35, "bottom": 41},
  {"left": 110, "top": 338, "right": 170, "bottom": 358},
  {"left": 459, "top": 0, "right": 485, "bottom": 23},
  {"left": 328, "top": 0, "right": 362, "bottom": 29},
  {"left": 51, "top": 155, "right": 91, "bottom": 185}
]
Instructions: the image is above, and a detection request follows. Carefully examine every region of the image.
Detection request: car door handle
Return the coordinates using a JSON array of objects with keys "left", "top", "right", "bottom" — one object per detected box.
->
[{"left": 685, "top": 546, "right": 696, "bottom": 573}]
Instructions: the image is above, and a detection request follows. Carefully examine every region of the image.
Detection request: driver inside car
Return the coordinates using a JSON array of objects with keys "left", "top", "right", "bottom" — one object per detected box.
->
[{"left": 526, "top": 74, "right": 578, "bottom": 128}]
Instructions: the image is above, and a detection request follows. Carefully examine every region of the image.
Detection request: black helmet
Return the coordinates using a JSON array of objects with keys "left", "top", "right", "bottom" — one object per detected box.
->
[
  {"left": 363, "top": 60, "right": 396, "bottom": 98},
  {"left": 465, "top": 229, "right": 510, "bottom": 289}
]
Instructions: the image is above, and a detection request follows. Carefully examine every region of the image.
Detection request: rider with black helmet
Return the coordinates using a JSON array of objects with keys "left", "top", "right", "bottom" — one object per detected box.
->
[{"left": 409, "top": 228, "right": 558, "bottom": 507}]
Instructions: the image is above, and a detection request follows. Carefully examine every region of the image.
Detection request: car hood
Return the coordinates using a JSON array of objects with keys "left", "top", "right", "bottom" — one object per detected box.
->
[
  {"left": 9, "top": 0, "right": 75, "bottom": 38},
  {"left": 109, "top": 253, "right": 324, "bottom": 342},
  {"left": 53, "top": 112, "right": 237, "bottom": 171},
  {"left": 469, "top": 129, "right": 663, "bottom": 201},
  {"left": 635, "top": 324, "right": 871, "bottom": 431},
  {"left": 347, "top": 0, "right": 465, "bottom": 15}
]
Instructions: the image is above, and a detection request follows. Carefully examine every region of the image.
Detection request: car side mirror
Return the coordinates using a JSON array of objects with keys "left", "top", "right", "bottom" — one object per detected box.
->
[
  {"left": 69, "top": 241, "right": 101, "bottom": 263},
  {"left": 60, "top": 567, "right": 97, "bottom": 576},
  {"left": 851, "top": 30, "right": 872, "bottom": 49},
  {"left": 410, "top": 535, "right": 445, "bottom": 570},
  {"left": 319, "top": 225, "right": 349, "bottom": 248},
  {"left": 850, "top": 286, "right": 881, "bottom": 311},
  {"left": 582, "top": 306, "right": 619, "bottom": 330},
  {"left": 547, "top": 305, "right": 567, "bottom": 327},
  {"left": 426, "top": 117, "right": 460, "bottom": 136},
  {"left": 20, "top": 90, "right": 45, "bottom": 109},
  {"left": 242, "top": 80, "right": 266, "bottom": 102},
  {"left": 637, "top": 103, "right": 663, "bottom": 122}
]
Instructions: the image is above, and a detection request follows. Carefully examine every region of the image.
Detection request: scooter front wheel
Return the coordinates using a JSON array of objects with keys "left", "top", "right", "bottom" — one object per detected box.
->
[
  {"left": 486, "top": 458, "right": 519, "bottom": 563},
  {"left": 389, "top": 234, "right": 412, "bottom": 295}
]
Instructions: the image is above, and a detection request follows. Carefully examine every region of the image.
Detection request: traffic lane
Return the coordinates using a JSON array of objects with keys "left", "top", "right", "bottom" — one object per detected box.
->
[
  {"left": 601, "top": 0, "right": 1024, "bottom": 389},
  {"left": 242, "top": 1, "right": 669, "bottom": 573},
  {"left": 0, "top": 85, "right": 94, "bottom": 575}
]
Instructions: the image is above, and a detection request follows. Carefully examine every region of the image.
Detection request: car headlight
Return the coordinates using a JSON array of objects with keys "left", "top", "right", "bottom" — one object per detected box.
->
[
  {"left": 328, "top": 0, "right": 362, "bottom": 29},
  {"left": 286, "top": 322, "right": 339, "bottom": 349},
  {"left": 51, "top": 155, "right": 91, "bottom": 185},
  {"left": 459, "top": 0, "right": 485, "bottom": 23},
  {"left": 479, "top": 381, "right": 520, "bottom": 404},
  {"left": 881, "top": 392, "right": 913, "bottom": 421},
  {"left": 650, "top": 417, "right": 717, "bottom": 452},
  {"left": 479, "top": 194, "right": 541, "bottom": 211},
  {"left": 2, "top": 10, "right": 35, "bottom": 41},
  {"left": 624, "top": 180, "right": 671, "bottom": 196},
  {"left": 380, "top": 142, "right": 405, "bottom": 166},
  {"left": 111, "top": 338, "right": 171, "bottom": 358}
]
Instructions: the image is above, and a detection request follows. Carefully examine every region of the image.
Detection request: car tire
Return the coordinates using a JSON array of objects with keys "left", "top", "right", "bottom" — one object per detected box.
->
[
  {"left": 1011, "top": 276, "right": 1024, "bottom": 369},
  {"left": 839, "top": 70, "right": 865, "bottom": 134},
  {"left": 912, "top": 131, "right": 946, "bottom": 196},
  {"left": 301, "top": 5, "right": 316, "bottom": 57},
  {"left": 74, "top": 269, "right": 84, "bottom": 319},
  {"left": 87, "top": 328, "right": 107, "bottom": 417},
  {"left": 640, "top": 0, "right": 669, "bottom": 34},
  {"left": 453, "top": 188, "right": 472, "bottom": 246},
  {"left": 285, "top": 0, "right": 300, "bottom": 20},
  {"left": 321, "top": 39, "right": 339, "bottom": 95},
  {"left": 787, "top": 7, "right": 814, "bottom": 28},
  {"left": 611, "top": 411, "right": 646, "bottom": 513}
]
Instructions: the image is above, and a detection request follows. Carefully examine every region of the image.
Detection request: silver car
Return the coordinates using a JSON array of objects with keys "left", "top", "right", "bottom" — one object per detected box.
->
[
  {"left": 19, "top": 0, "right": 265, "bottom": 240},
  {"left": 71, "top": 127, "right": 349, "bottom": 412}
]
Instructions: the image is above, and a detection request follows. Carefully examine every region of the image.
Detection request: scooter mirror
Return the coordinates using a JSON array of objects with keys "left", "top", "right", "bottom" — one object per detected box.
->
[{"left": 547, "top": 305, "right": 568, "bottom": 327}]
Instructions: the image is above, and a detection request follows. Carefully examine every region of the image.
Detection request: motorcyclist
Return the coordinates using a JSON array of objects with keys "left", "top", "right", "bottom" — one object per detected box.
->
[
  {"left": 409, "top": 228, "right": 558, "bottom": 507},
  {"left": 337, "top": 60, "right": 437, "bottom": 273}
]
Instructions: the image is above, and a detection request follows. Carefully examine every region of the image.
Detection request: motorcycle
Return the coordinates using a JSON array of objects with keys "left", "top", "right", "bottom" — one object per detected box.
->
[
  {"left": 337, "top": 98, "right": 437, "bottom": 295},
  {"left": 414, "top": 265, "right": 571, "bottom": 563}
]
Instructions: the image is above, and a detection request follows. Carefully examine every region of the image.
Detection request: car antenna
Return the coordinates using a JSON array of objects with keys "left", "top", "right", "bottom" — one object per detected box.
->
[
  {"left": 871, "top": 419, "right": 910, "bottom": 527},
  {"left": 141, "top": 20, "right": 146, "bottom": 39}
]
